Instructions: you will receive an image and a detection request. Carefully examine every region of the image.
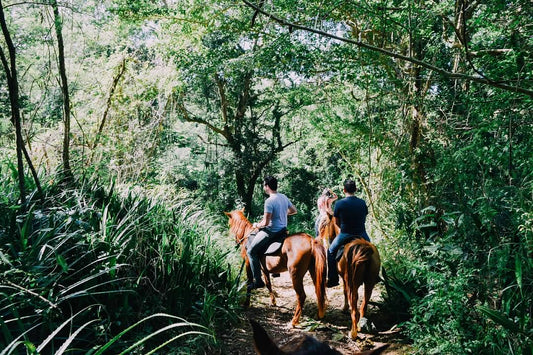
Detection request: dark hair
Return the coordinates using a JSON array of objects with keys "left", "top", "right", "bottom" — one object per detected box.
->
[
  {"left": 264, "top": 175, "right": 278, "bottom": 191},
  {"left": 343, "top": 178, "right": 356, "bottom": 193}
]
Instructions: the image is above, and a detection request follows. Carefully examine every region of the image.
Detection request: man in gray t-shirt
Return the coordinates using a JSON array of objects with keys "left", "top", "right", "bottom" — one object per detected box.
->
[{"left": 248, "top": 176, "right": 297, "bottom": 290}]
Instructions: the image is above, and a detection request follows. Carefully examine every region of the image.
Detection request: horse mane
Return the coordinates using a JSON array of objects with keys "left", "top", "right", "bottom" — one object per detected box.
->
[
  {"left": 227, "top": 210, "right": 253, "bottom": 243},
  {"left": 318, "top": 212, "right": 339, "bottom": 247}
]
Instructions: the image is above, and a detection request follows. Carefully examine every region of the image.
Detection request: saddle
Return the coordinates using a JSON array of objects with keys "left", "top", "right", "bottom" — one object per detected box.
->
[
  {"left": 246, "top": 228, "right": 288, "bottom": 256},
  {"left": 264, "top": 241, "right": 283, "bottom": 255},
  {"left": 263, "top": 230, "right": 288, "bottom": 255}
]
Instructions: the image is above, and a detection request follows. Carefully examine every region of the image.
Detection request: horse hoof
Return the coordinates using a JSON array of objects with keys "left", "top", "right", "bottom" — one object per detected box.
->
[{"left": 359, "top": 317, "right": 376, "bottom": 333}]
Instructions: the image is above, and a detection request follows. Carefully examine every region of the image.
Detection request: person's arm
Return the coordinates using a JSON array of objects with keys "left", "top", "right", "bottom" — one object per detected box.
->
[
  {"left": 253, "top": 212, "right": 272, "bottom": 229},
  {"left": 326, "top": 194, "right": 338, "bottom": 214},
  {"left": 288, "top": 205, "right": 297, "bottom": 216},
  {"left": 334, "top": 204, "right": 342, "bottom": 229}
]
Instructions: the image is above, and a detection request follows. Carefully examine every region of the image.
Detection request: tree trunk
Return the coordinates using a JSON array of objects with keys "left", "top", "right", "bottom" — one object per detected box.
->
[
  {"left": 0, "top": 2, "right": 26, "bottom": 206},
  {"left": 52, "top": 0, "right": 73, "bottom": 183}
]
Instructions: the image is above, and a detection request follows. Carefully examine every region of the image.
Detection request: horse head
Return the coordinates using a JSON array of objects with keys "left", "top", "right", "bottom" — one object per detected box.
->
[
  {"left": 250, "top": 318, "right": 341, "bottom": 355},
  {"left": 250, "top": 318, "right": 389, "bottom": 355},
  {"left": 317, "top": 212, "right": 339, "bottom": 248},
  {"left": 224, "top": 208, "right": 253, "bottom": 246}
]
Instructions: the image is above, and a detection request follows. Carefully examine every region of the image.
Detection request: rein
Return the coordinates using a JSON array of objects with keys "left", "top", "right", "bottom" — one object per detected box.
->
[{"left": 235, "top": 233, "right": 247, "bottom": 247}]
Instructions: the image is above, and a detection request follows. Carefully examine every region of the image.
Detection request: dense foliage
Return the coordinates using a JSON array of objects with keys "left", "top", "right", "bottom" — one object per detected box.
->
[
  {"left": 0, "top": 166, "right": 242, "bottom": 352},
  {"left": 1, "top": 0, "right": 531, "bottom": 353}
]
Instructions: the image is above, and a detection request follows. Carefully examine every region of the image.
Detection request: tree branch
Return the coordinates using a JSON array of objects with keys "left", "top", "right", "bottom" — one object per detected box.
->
[
  {"left": 214, "top": 74, "right": 230, "bottom": 127},
  {"left": 91, "top": 57, "right": 127, "bottom": 152},
  {"left": 242, "top": 0, "right": 533, "bottom": 98},
  {"left": 176, "top": 101, "right": 228, "bottom": 139}
]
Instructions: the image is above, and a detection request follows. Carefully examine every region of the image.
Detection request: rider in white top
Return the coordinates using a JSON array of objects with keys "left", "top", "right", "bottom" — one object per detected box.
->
[{"left": 248, "top": 176, "right": 297, "bottom": 290}]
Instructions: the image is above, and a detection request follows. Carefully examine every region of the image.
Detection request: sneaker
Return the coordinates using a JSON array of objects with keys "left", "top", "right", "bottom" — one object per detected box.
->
[
  {"left": 326, "top": 279, "right": 339, "bottom": 288},
  {"left": 249, "top": 280, "right": 265, "bottom": 290}
]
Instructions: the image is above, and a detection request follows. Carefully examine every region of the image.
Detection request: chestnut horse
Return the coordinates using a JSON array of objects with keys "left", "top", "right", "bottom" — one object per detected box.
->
[
  {"left": 318, "top": 212, "right": 381, "bottom": 339},
  {"left": 225, "top": 209, "right": 326, "bottom": 326}
]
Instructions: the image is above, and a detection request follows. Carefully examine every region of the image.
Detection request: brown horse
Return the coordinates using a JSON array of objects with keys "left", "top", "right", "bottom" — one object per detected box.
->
[
  {"left": 225, "top": 209, "right": 327, "bottom": 326},
  {"left": 318, "top": 212, "right": 381, "bottom": 339}
]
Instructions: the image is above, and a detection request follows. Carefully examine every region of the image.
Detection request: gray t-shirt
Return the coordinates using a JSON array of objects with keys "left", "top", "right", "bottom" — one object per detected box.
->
[{"left": 264, "top": 193, "right": 293, "bottom": 232}]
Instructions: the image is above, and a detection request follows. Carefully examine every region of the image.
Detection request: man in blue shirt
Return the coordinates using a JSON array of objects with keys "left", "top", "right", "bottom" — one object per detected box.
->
[
  {"left": 248, "top": 176, "right": 297, "bottom": 290},
  {"left": 327, "top": 178, "right": 370, "bottom": 288}
]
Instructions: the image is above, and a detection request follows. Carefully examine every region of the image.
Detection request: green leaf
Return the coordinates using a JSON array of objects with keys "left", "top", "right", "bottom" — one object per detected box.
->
[
  {"left": 515, "top": 255, "right": 523, "bottom": 292},
  {"left": 23, "top": 341, "right": 36, "bottom": 353},
  {"left": 57, "top": 254, "right": 69, "bottom": 273},
  {"left": 0, "top": 251, "right": 12, "bottom": 266},
  {"left": 477, "top": 305, "right": 520, "bottom": 333}
]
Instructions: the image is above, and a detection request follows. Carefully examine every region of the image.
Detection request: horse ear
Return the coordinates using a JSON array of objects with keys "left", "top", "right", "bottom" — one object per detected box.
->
[
  {"left": 224, "top": 211, "right": 231, "bottom": 217},
  {"left": 249, "top": 319, "right": 282, "bottom": 355},
  {"left": 240, "top": 207, "right": 245, "bottom": 213}
]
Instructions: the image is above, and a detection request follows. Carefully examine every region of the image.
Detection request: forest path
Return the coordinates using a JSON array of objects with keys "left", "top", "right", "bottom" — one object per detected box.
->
[{"left": 219, "top": 271, "right": 412, "bottom": 354}]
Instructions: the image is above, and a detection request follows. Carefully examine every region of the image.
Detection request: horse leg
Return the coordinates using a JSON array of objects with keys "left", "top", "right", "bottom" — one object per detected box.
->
[
  {"left": 342, "top": 273, "right": 349, "bottom": 313},
  {"left": 360, "top": 280, "right": 375, "bottom": 321},
  {"left": 360, "top": 259, "right": 379, "bottom": 321},
  {"left": 289, "top": 267, "right": 307, "bottom": 326},
  {"left": 349, "top": 286, "right": 360, "bottom": 339},
  {"left": 264, "top": 271, "right": 276, "bottom": 306},
  {"left": 244, "top": 260, "right": 253, "bottom": 307}
]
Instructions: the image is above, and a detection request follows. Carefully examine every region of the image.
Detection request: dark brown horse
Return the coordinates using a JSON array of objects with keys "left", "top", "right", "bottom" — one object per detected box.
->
[
  {"left": 318, "top": 212, "right": 381, "bottom": 339},
  {"left": 250, "top": 318, "right": 390, "bottom": 355},
  {"left": 225, "top": 209, "right": 327, "bottom": 326}
]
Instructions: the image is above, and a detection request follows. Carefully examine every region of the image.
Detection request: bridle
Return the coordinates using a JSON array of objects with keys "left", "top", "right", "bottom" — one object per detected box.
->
[{"left": 231, "top": 218, "right": 255, "bottom": 247}]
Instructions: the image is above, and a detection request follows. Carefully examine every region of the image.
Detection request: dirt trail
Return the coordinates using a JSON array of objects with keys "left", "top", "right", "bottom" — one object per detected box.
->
[{"left": 218, "top": 272, "right": 411, "bottom": 354}]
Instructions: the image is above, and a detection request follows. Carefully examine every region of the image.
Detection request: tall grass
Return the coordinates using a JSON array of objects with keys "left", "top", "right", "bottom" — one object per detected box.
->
[{"left": 0, "top": 171, "right": 242, "bottom": 353}]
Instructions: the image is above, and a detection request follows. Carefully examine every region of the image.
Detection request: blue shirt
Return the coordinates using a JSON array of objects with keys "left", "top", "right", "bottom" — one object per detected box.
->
[
  {"left": 264, "top": 193, "right": 293, "bottom": 232},
  {"left": 333, "top": 196, "right": 368, "bottom": 237}
]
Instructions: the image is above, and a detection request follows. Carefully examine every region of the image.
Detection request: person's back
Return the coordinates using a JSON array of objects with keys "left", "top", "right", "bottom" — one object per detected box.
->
[
  {"left": 334, "top": 196, "right": 368, "bottom": 238},
  {"left": 265, "top": 193, "right": 291, "bottom": 232}
]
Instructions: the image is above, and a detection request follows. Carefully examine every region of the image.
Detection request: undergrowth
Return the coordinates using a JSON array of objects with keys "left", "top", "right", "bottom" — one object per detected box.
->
[{"left": 0, "top": 171, "right": 243, "bottom": 354}]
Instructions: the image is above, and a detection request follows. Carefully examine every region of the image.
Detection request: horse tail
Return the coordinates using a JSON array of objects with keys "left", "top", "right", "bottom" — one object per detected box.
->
[
  {"left": 346, "top": 241, "right": 374, "bottom": 293},
  {"left": 311, "top": 237, "right": 327, "bottom": 319}
]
